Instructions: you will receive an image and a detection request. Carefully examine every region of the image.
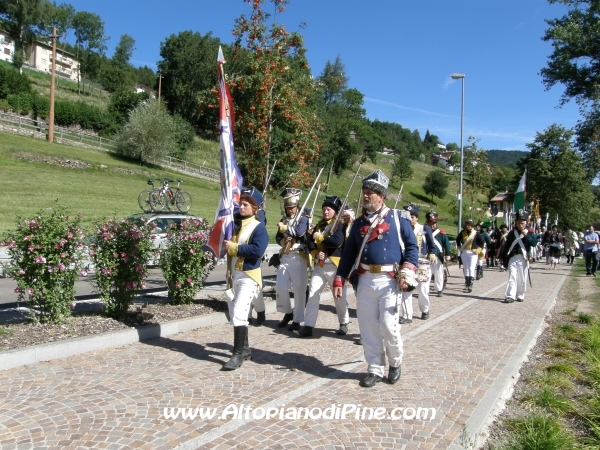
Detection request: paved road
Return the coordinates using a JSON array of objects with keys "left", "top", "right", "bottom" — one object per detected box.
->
[{"left": 0, "top": 261, "right": 570, "bottom": 449}]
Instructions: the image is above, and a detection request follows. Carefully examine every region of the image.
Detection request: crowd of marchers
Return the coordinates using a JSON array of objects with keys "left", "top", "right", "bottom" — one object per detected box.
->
[{"left": 216, "top": 171, "right": 600, "bottom": 389}]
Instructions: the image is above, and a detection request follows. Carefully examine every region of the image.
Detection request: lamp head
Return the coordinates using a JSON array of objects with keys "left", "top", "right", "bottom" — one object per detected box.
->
[{"left": 451, "top": 73, "right": 465, "bottom": 79}]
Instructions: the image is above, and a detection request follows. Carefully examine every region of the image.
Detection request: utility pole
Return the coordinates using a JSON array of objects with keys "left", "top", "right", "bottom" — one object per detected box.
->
[
  {"left": 48, "top": 27, "right": 57, "bottom": 143},
  {"left": 157, "top": 71, "right": 163, "bottom": 104}
]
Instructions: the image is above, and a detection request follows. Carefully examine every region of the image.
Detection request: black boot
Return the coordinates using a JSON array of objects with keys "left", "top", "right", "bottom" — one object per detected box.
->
[
  {"left": 242, "top": 328, "right": 251, "bottom": 360},
  {"left": 256, "top": 311, "right": 265, "bottom": 325},
  {"left": 278, "top": 313, "right": 293, "bottom": 328},
  {"left": 464, "top": 277, "right": 469, "bottom": 290},
  {"left": 467, "top": 276, "right": 473, "bottom": 293},
  {"left": 223, "top": 326, "right": 250, "bottom": 370}
]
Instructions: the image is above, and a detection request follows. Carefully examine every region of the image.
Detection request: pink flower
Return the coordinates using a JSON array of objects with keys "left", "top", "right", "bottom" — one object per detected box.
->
[
  {"left": 27, "top": 288, "right": 33, "bottom": 295},
  {"left": 187, "top": 278, "right": 194, "bottom": 286},
  {"left": 141, "top": 283, "right": 147, "bottom": 289},
  {"left": 190, "top": 248, "right": 195, "bottom": 254},
  {"left": 34, "top": 255, "right": 46, "bottom": 263},
  {"left": 67, "top": 233, "right": 74, "bottom": 239},
  {"left": 14, "top": 287, "right": 21, "bottom": 293},
  {"left": 70, "top": 302, "right": 77, "bottom": 309},
  {"left": 28, "top": 245, "right": 35, "bottom": 252},
  {"left": 175, "top": 282, "right": 182, "bottom": 289},
  {"left": 60, "top": 253, "right": 66, "bottom": 258},
  {"left": 18, "top": 269, "right": 25, "bottom": 275},
  {"left": 80, "top": 269, "right": 88, "bottom": 276},
  {"left": 58, "top": 263, "right": 66, "bottom": 272}
]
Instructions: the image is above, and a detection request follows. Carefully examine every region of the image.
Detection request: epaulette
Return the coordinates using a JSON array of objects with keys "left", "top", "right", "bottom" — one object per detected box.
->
[
  {"left": 440, "top": 229, "right": 447, "bottom": 235},
  {"left": 397, "top": 209, "right": 411, "bottom": 220}
]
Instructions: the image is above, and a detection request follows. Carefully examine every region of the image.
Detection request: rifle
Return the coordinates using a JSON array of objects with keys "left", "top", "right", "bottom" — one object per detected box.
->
[
  {"left": 317, "top": 164, "right": 362, "bottom": 268},
  {"left": 281, "top": 167, "right": 324, "bottom": 255},
  {"left": 331, "top": 164, "right": 362, "bottom": 234},
  {"left": 392, "top": 184, "right": 404, "bottom": 209},
  {"left": 308, "top": 184, "right": 321, "bottom": 231},
  {"left": 262, "top": 159, "right": 278, "bottom": 197}
]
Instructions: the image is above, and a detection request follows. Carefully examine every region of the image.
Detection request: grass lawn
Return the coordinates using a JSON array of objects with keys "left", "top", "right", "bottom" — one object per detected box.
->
[{"left": 0, "top": 131, "right": 488, "bottom": 240}]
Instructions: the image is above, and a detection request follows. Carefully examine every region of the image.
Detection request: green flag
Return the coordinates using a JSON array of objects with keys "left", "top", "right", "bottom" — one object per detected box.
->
[{"left": 513, "top": 171, "right": 526, "bottom": 211}]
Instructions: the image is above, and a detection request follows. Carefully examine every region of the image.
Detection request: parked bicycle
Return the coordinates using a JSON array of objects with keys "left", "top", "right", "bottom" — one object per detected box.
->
[
  {"left": 138, "top": 179, "right": 156, "bottom": 213},
  {"left": 149, "top": 179, "right": 193, "bottom": 213}
]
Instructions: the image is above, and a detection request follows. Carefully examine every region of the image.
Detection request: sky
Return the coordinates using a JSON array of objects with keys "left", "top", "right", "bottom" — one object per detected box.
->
[{"left": 63, "top": 0, "right": 581, "bottom": 152}]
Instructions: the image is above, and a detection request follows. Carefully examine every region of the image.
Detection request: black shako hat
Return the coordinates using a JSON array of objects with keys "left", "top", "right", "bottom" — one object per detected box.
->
[{"left": 322, "top": 195, "right": 342, "bottom": 213}]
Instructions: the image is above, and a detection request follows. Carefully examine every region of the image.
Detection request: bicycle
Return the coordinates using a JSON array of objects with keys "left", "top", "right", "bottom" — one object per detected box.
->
[
  {"left": 138, "top": 179, "right": 158, "bottom": 213},
  {"left": 149, "top": 179, "right": 193, "bottom": 213}
]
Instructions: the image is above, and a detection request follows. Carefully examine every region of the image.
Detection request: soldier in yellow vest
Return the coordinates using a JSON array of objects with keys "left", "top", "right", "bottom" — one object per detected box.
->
[
  {"left": 295, "top": 196, "right": 347, "bottom": 337},
  {"left": 456, "top": 219, "right": 485, "bottom": 292}
]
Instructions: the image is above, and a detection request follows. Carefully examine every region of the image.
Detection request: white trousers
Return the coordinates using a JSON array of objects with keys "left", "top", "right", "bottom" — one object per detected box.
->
[
  {"left": 505, "top": 254, "right": 528, "bottom": 301},
  {"left": 276, "top": 252, "right": 308, "bottom": 322},
  {"left": 228, "top": 271, "right": 259, "bottom": 326},
  {"left": 305, "top": 262, "right": 349, "bottom": 327},
  {"left": 461, "top": 250, "right": 478, "bottom": 277},
  {"left": 401, "top": 274, "right": 431, "bottom": 319},
  {"left": 356, "top": 272, "right": 403, "bottom": 378},
  {"left": 431, "top": 258, "right": 445, "bottom": 292}
]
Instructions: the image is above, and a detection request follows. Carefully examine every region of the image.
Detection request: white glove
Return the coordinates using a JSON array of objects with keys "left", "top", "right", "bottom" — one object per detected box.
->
[{"left": 400, "top": 268, "right": 418, "bottom": 288}]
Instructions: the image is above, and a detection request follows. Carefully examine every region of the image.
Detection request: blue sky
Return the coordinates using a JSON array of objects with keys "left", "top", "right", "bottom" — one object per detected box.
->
[{"left": 65, "top": 0, "right": 580, "bottom": 152}]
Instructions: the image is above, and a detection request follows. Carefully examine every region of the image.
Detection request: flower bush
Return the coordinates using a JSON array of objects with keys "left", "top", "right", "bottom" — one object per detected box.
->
[
  {"left": 89, "top": 217, "right": 155, "bottom": 318},
  {"left": 159, "top": 218, "right": 215, "bottom": 304},
  {"left": 1, "top": 206, "right": 86, "bottom": 323}
]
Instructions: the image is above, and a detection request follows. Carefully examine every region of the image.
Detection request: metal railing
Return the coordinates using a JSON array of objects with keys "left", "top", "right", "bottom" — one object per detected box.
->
[
  {"left": 0, "top": 111, "right": 116, "bottom": 151},
  {"left": 0, "top": 111, "right": 219, "bottom": 182},
  {"left": 148, "top": 156, "right": 219, "bottom": 182}
]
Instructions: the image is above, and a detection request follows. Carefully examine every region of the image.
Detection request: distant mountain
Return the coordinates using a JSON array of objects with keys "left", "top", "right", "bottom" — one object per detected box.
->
[{"left": 485, "top": 150, "right": 528, "bottom": 168}]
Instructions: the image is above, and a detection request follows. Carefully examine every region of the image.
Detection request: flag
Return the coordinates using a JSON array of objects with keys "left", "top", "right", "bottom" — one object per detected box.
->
[
  {"left": 203, "top": 47, "right": 243, "bottom": 259},
  {"left": 513, "top": 171, "right": 526, "bottom": 212}
]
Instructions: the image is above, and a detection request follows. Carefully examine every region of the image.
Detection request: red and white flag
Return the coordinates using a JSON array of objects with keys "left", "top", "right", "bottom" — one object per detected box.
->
[{"left": 203, "top": 46, "right": 243, "bottom": 259}]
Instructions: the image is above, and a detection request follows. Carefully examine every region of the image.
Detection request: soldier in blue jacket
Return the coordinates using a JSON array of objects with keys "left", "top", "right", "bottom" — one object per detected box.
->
[
  {"left": 295, "top": 195, "right": 347, "bottom": 337},
  {"left": 222, "top": 194, "right": 269, "bottom": 370},
  {"left": 333, "top": 170, "right": 419, "bottom": 388},
  {"left": 241, "top": 186, "right": 268, "bottom": 325},
  {"left": 275, "top": 188, "right": 310, "bottom": 331}
]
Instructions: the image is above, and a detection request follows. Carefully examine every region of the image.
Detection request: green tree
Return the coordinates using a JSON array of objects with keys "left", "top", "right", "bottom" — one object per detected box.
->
[
  {"left": 518, "top": 124, "right": 595, "bottom": 230},
  {"left": 100, "top": 34, "right": 137, "bottom": 92},
  {"left": 541, "top": 0, "right": 600, "bottom": 180},
  {"left": 390, "top": 149, "right": 414, "bottom": 185},
  {"left": 422, "top": 169, "right": 448, "bottom": 204},
  {"left": 157, "top": 30, "right": 221, "bottom": 130},
  {"left": 72, "top": 10, "right": 107, "bottom": 94},
  {"left": 0, "top": 0, "right": 53, "bottom": 69},
  {"left": 463, "top": 136, "right": 491, "bottom": 208},
  {"left": 108, "top": 88, "right": 149, "bottom": 126},
  {"left": 115, "top": 100, "right": 181, "bottom": 163},
  {"left": 446, "top": 142, "right": 459, "bottom": 152},
  {"left": 48, "top": 2, "right": 74, "bottom": 43},
  {"left": 135, "top": 65, "right": 156, "bottom": 88}
]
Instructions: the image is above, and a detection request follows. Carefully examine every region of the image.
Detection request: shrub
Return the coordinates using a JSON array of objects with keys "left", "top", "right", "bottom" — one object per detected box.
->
[
  {"left": 31, "top": 94, "right": 50, "bottom": 119},
  {"left": 115, "top": 100, "right": 179, "bottom": 162},
  {"left": 89, "top": 217, "right": 156, "bottom": 318},
  {"left": 1, "top": 206, "right": 86, "bottom": 323},
  {"left": 159, "top": 218, "right": 215, "bottom": 305},
  {"left": 0, "top": 65, "right": 32, "bottom": 99},
  {"left": 7, "top": 92, "right": 33, "bottom": 115},
  {"left": 0, "top": 98, "right": 10, "bottom": 111}
]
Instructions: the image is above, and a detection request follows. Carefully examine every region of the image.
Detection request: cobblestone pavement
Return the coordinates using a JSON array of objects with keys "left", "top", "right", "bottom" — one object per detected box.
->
[{"left": 0, "top": 260, "right": 570, "bottom": 449}]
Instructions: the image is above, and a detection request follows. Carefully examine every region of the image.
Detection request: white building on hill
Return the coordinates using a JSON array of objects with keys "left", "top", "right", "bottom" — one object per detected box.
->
[{"left": 0, "top": 30, "right": 15, "bottom": 63}]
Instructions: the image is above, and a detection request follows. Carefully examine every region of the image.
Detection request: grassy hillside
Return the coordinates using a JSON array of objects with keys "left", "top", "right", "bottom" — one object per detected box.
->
[
  {"left": 0, "top": 132, "right": 492, "bottom": 240},
  {"left": 0, "top": 60, "right": 111, "bottom": 109}
]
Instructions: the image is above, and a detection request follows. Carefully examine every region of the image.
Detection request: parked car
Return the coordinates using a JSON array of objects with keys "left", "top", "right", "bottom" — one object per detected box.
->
[{"left": 127, "top": 212, "right": 204, "bottom": 266}]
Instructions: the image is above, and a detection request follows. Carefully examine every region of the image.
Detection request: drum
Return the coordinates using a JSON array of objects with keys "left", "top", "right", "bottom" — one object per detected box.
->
[{"left": 416, "top": 258, "right": 431, "bottom": 282}]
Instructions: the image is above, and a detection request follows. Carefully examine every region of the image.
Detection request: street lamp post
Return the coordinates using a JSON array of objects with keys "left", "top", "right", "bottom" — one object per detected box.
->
[{"left": 451, "top": 73, "right": 465, "bottom": 236}]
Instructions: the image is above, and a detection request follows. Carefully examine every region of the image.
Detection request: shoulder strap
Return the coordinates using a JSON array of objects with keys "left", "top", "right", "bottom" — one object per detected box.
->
[
  {"left": 459, "top": 230, "right": 476, "bottom": 251},
  {"left": 392, "top": 209, "right": 405, "bottom": 253}
]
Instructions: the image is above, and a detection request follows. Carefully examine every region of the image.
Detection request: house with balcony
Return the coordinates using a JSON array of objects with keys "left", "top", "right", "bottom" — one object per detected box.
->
[
  {"left": 24, "top": 40, "right": 79, "bottom": 82},
  {"left": 0, "top": 30, "right": 15, "bottom": 63}
]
